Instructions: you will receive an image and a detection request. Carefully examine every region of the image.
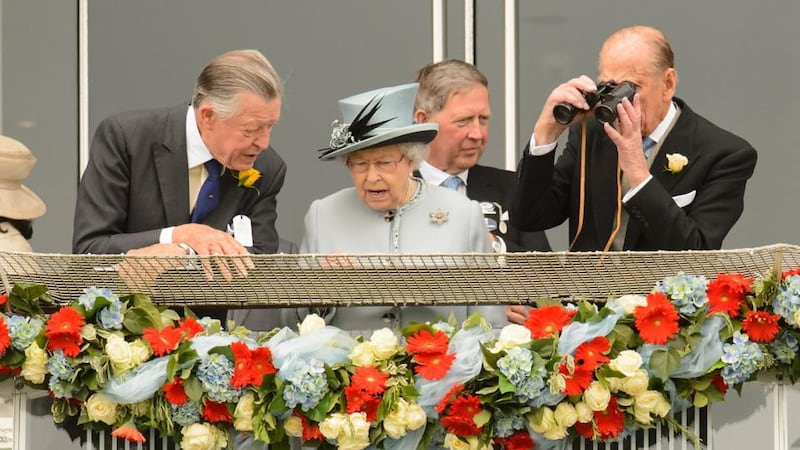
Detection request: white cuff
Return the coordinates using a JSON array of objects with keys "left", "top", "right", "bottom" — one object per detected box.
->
[
  {"left": 529, "top": 133, "right": 557, "bottom": 156},
  {"left": 622, "top": 175, "right": 653, "bottom": 203},
  {"left": 159, "top": 226, "right": 174, "bottom": 244}
]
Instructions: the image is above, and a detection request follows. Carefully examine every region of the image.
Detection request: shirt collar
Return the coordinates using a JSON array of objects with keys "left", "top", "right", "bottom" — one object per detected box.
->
[
  {"left": 185, "top": 105, "right": 213, "bottom": 169},
  {"left": 418, "top": 160, "right": 469, "bottom": 186},
  {"left": 645, "top": 101, "right": 678, "bottom": 144}
]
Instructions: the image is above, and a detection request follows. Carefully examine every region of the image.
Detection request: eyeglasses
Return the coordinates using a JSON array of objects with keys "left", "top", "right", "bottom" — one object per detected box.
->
[{"left": 346, "top": 155, "right": 406, "bottom": 174}]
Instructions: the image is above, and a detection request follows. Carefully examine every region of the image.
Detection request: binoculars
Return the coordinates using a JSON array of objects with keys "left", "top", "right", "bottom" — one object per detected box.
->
[{"left": 552, "top": 81, "right": 636, "bottom": 125}]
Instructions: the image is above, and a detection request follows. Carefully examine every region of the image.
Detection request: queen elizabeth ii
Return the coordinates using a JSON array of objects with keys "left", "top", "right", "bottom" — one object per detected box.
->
[{"left": 288, "top": 83, "right": 505, "bottom": 332}]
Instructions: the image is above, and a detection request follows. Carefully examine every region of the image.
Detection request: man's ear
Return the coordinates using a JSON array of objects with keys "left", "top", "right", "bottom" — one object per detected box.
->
[
  {"left": 414, "top": 109, "right": 429, "bottom": 124},
  {"left": 196, "top": 103, "right": 216, "bottom": 130}
]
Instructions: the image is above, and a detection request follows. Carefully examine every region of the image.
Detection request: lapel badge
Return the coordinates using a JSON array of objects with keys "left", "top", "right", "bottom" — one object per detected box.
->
[
  {"left": 430, "top": 209, "right": 449, "bottom": 224},
  {"left": 480, "top": 202, "right": 497, "bottom": 215}
]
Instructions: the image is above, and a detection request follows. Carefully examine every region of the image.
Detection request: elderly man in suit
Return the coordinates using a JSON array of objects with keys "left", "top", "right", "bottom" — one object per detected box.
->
[
  {"left": 73, "top": 49, "right": 287, "bottom": 320},
  {"left": 413, "top": 59, "right": 550, "bottom": 253},
  {"left": 508, "top": 25, "right": 757, "bottom": 324}
]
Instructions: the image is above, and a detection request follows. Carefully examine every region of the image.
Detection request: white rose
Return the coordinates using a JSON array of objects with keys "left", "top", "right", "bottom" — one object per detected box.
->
[
  {"left": 129, "top": 339, "right": 152, "bottom": 366},
  {"left": 633, "top": 390, "right": 662, "bottom": 424},
  {"left": 606, "top": 376, "right": 623, "bottom": 392},
  {"left": 621, "top": 369, "right": 650, "bottom": 396},
  {"left": 349, "top": 342, "right": 376, "bottom": 367},
  {"left": 553, "top": 402, "right": 578, "bottom": 428},
  {"left": 105, "top": 334, "right": 135, "bottom": 375},
  {"left": 383, "top": 408, "right": 408, "bottom": 439},
  {"left": 609, "top": 350, "right": 643, "bottom": 377},
  {"left": 444, "top": 433, "right": 470, "bottom": 450},
  {"left": 180, "top": 423, "right": 228, "bottom": 450},
  {"left": 666, "top": 153, "right": 689, "bottom": 173},
  {"left": 793, "top": 309, "right": 800, "bottom": 328},
  {"left": 543, "top": 426, "right": 569, "bottom": 440},
  {"left": 490, "top": 324, "right": 532, "bottom": 353},
  {"left": 85, "top": 393, "right": 118, "bottom": 425},
  {"left": 233, "top": 392, "right": 255, "bottom": 431},
  {"left": 338, "top": 413, "right": 370, "bottom": 450},
  {"left": 21, "top": 342, "right": 48, "bottom": 384},
  {"left": 319, "top": 413, "right": 347, "bottom": 440},
  {"left": 283, "top": 415, "right": 303, "bottom": 438},
  {"left": 466, "top": 435, "right": 490, "bottom": 450},
  {"left": 404, "top": 402, "right": 427, "bottom": 430},
  {"left": 299, "top": 314, "right": 326, "bottom": 336},
  {"left": 369, "top": 328, "right": 399, "bottom": 359},
  {"left": 529, "top": 407, "right": 557, "bottom": 434},
  {"left": 653, "top": 393, "right": 672, "bottom": 418},
  {"left": 583, "top": 381, "right": 611, "bottom": 412},
  {"left": 574, "top": 402, "right": 594, "bottom": 423},
  {"left": 611, "top": 294, "right": 648, "bottom": 315}
]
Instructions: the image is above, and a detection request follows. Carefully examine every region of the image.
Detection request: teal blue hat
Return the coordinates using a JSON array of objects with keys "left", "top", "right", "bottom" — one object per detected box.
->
[{"left": 318, "top": 82, "right": 438, "bottom": 160}]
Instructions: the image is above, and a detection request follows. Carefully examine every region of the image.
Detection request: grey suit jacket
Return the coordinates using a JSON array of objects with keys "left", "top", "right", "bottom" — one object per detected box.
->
[
  {"left": 73, "top": 104, "right": 286, "bottom": 255},
  {"left": 284, "top": 179, "right": 506, "bottom": 332}
]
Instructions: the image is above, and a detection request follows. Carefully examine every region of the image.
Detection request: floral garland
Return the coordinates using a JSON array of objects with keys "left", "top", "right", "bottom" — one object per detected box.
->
[{"left": 1, "top": 267, "right": 799, "bottom": 450}]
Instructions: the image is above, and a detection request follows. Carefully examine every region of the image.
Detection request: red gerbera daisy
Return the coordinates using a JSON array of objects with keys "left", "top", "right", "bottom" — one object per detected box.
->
[
  {"left": 251, "top": 347, "right": 276, "bottom": 377},
  {"left": 559, "top": 362, "right": 594, "bottom": 395},
  {"left": 413, "top": 352, "right": 456, "bottom": 380},
  {"left": 707, "top": 273, "right": 752, "bottom": 318},
  {"left": 361, "top": 395, "right": 382, "bottom": 422},
  {"left": 574, "top": 421, "right": 595, "bottom": 439},
  {"left": 178, "top": 317, "right": 205, "bottom": 340},
  {"left": 742, "top": 311, "right": 781, "bottom": 343},
  {"left": 711, "top": 374, "right": 728, "bottom": 395},
  {"left": 0, "top": 366, "right": 21, "bottom": 376},
  {"left": 494, "top": 430, "right": 535, "bottom": 450},
  {"left": 45, "top": 306, "right": 86, "bottom": 357},
  {"left": 0, "top": 317, "right": 11, "bottom": 357},
  {"left": 524, "top": 305, "right": 577, "bottom": 339},
  {"left": 142, "top": 325, "right": 182, "bottom": 356},
  {"left": 162, "top": 376, "right": 187, "bottom": 405},
  {"left": 440, "top": 394, "right": 483, "bottom": 436},
  {"left": 406, "top": 329, "right": 450, "bottom": 355},
  {"left": 594, "top": 396, "right": 625, "bottom": 439},
  {"left": 634, "top": 292, "right": 680, "bottom": 345},
  {"left": 111, "top": 421, "right": 147, "bottom": 443},
  {"left": 203, "top": 399, "right": 233, "bottom": 424},
  {"left": 436, "top": 382, "right": 464, "bottom": 414},
  {"left": 781, "top": 268, "right": 800, "bottom": 280},
  {"left": 574, "top": 336, "right": 610, "bottom": 371},
  {"left": 351, "top": 366, "right": 388, "bottom": 395},
  {"left": 230, "top": 342, "right": 258, "bottom": 388},
  {"left": 299, "top": 414, "right": 324, "bottom": 441},
  {"left": 0, "top": 294, "right": 7, "bottom": 305},
  {"left": 344, "top": 384, "right": 371, "bottom": 412}
]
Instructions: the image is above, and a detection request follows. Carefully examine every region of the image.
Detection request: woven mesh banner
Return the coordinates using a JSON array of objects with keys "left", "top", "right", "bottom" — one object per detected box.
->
[{"left": 1, "top": 244, "right": 799, "bottom": 308}]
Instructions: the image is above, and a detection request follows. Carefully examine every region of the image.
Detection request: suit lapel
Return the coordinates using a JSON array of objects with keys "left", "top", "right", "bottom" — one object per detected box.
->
[
  {"left": 465, "top": 166, "right": 498, "bottom": 201},
  {"left": 154, "top": 105, "right": 191, "bottom": 226},
  {"left": 590, "top": 133, "right": 620, "bottom": 244}
]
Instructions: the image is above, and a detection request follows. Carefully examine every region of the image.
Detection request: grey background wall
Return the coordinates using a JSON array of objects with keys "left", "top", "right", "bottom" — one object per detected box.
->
[{"left": 1, "top": 1, "right": 800, "bottom": 448}]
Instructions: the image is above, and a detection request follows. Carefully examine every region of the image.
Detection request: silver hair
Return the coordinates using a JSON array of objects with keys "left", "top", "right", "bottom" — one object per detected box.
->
[
  {"left": 191, "top": 49, "right": 283, "bottom": 119},
  {"left": 336, "top": 142, "right": 429, "bottom": 168}
]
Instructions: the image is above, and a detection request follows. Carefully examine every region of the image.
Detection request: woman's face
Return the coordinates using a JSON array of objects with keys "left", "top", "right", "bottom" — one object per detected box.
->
[{"left": 345, "top": 144, "right": 414, "bottom": 212}]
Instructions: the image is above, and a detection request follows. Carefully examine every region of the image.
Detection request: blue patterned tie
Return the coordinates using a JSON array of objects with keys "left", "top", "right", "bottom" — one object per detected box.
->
[
  {"left": 191, "top": 159, "right": 222, "bottom": 223},
  {"left": 440, "top": 175, "right": 463, "bottom": 191},
  {"left": 642, "top": 137, "right": 657, "bottom": 159}
]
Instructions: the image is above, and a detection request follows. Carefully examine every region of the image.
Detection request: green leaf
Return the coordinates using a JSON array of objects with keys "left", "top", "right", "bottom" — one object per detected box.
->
[
  {"left": 649, "top": 348, "right": 681, "bottom": 381},
  {"left": 123, "top": 302, "right": 163, "bottom": 334},
  {"left": 693, "top": 392, "right": 708, "bottom": 408},
  {"left": 184, "top": 375, "right": 203, "bottom": 403},
  {"left": 473, "top": 410, "right": 491, "bottom": 427}
]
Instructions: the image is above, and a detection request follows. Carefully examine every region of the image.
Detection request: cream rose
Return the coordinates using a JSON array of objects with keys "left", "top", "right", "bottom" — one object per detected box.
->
[
  {"left": 574, "top": 401, "right": 594, "bottom": 423},
  {"left": 21, "top": 342, "right": 48, "bottom": 384},
  {"left": 653, "top": 393, "right": 672, "bottom": 418},
  {"left": 337, "top": 413, "right": 370, "bottom": 450},
  {"left": 283, "top": 415, "right": 303, "bottom": 438},
  {"left": 105, "top": 334, "right": 135, "bottom": 375},
  {"left": 405, "top": 402, "right": 427, "bottom": 430},
  {"left": 553, "top": 402, "right": 578, "bottom": 428},
  {"left": 85, "top": 393, "right": 119, "bottom": 425},
  {"left": 609, "top": 350, "right": 644, "bottom": 377},
  {"left": 319, "top": 413, "right": 347, "bottom": 440},
  {"left": 444, "top": 433, "right": 470, "bottom": 450},
  {"left": 621, "top": 369, "right": 650, "bottom": 396},
  {"left": 383, "top": 408, "right": 408, "bottom": 440},
  {"left": 349, "top": 342, "right": 376, "bottom": 367},
  {"left": 370, "top": 328, "right": 399, "bottom": 359},
  {"left": 529, "top": 407, "right": 557, "bottom": 434},
  {"left": 129, "top": 339, "right": 152, "bottom": 366},
  {"left": 298, "top": 314, "right": 326, "bottom": 336},
  {"left": 633, "top": 390, "right": 663, "bottom": 424},
  {"left": 583, "top": 381, "right": 611, "bottom": 412},
  {"left": 180, "top": 423, "right": 228, "bottom": 450},
  {"left": 612, "top": 294, "right": 648, "bottom": 315},
  {"left": 233, "top": 392, "right": 255, "bottom": 431},
  {"left": 490, "top": 324, "right": 532, "bottom": 353},
  {"left": 666, "top": 153, "right": 689, "bottom": 173},
  {"left": 793, "top": 309, "right": 800, "bottom": 328},
  {"left": 543, "top": 426, "right": 569, "bottom": 440}
]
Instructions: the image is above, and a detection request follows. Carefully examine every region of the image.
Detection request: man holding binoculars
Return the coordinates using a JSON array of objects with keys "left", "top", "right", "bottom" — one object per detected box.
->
[{"left": 509, "top": 25, "right": 757, "bottom": 264}]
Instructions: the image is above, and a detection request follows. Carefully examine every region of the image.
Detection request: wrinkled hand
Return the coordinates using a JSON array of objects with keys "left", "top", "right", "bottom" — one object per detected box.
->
[
  {"left": 506, "top": 305, "right": 529, "bottom": 325},
  {"left": 120, "top": 243, "right": 185, "bottom": 291},
  {"left": 603, "top": 94, "right": 649, "bottom": 186},
  {"left": 533, "top": 75, "right": 597, "bottom": 145},
  {"left": 172, "top": 224, "right": 254, "bottom": 280}
]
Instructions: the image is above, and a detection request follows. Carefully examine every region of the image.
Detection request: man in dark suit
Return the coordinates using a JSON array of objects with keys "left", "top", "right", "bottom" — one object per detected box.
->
[
  {"left": 73, "top": 49, "right": 287, "bottom": 319},
  {"left": 413, "top": 59, "right": 550, "bottom": 253},
  {"left": 509, "top": 26, "right": 757, "bottom": 315}
]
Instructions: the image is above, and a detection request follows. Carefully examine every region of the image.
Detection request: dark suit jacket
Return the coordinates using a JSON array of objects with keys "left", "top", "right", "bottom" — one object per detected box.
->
[
  {"left": 73, "top": 104, "right": 287, "bottom": 255},
  {"left": 512, "top": 98, "right": 757, "bottom": 251},
  {"left": 415, "top": 165, "right": 551, "bottom": 252}
]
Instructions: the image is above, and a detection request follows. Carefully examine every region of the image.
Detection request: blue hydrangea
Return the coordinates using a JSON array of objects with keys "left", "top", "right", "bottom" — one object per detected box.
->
[
  {"left": 78, "top": 286, "right": 119, "bottom": 311},
  {"left": 5, "top": 315, "right": 44, "bottom": 350},
  {"left": 48, "top": 379, "right": 75, "bottom": 399},
  {"left": 282, "top": 359, "right": 328, "bottom": 411},
  {"left": 430, "top": 322, "right": 455, "bottom": 337},
  {"left": 657, "top": 272, "right": 708, "bottom": 315},
  {"left": 172, "top": 401, "right": 202, "bottom": 426},
  {"left": 497, "top": 347, "right": 547, "bottom": 403},
  {"left": 493, "top": 410, "right": 527, "bottom": 438},
  {"left": 721, "top": 332, "right": 764, "bottom": 385},
  {"left": 772, "top": 275, "right": 800, "bottom": 328},
  {"left": 47, "top": 350, "right": 75, "bottom": 381},
  {"left": 196, "top": 353, "right": 241, "bottom": 403},
  {"left": 98, "top": 299, "right": 124, "bottom": 330},
  {"left": 769, "top": 331, "right": 799, "bottom": 365}
]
